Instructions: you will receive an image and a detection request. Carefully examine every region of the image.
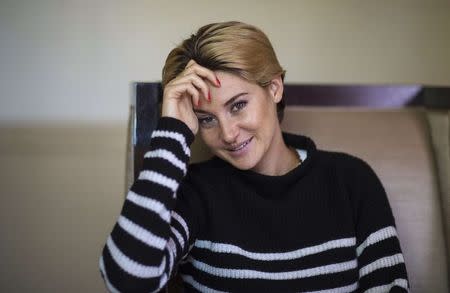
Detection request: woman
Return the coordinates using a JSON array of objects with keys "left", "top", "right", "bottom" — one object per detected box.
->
[{"left": 99, "top": 21, "right": 409, "bottom": 292}]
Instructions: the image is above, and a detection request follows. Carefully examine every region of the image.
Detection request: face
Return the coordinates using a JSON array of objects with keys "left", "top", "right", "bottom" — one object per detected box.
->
[{"left": 193, "top": 71, "right": 283, "bottom": 171}]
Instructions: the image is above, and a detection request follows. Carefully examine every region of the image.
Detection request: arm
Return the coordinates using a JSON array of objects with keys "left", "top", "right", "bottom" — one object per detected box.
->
[
  {"left": 99, "top": 117, "right": 200, "bottom": 293},
  {"left": 100, "top": 59, "right": 218, "bottom": 292},
  {"left": 346, "top": 157, "right": 409, "bottom": 292}
]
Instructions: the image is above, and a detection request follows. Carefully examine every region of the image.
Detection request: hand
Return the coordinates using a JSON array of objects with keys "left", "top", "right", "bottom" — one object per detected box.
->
[{"left": 161, "top": 60, "right": 220, "bottom": 135}]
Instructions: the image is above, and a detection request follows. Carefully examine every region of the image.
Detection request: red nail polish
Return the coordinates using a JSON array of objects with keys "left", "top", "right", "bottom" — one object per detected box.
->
[{"left": 216, "top": 77, "right": 221, "bottom": 87}]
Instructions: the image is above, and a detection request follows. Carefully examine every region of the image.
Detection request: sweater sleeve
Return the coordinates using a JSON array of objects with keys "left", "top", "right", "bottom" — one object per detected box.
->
[
  {"left": 345, "top": 156, "right": 410, "bottom": 292},
  {"left": 99, "top": 117, "right": 202, "bottom": 293}
]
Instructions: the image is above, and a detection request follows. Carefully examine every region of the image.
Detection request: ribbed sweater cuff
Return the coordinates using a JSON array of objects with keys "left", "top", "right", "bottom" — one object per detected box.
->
[{"left": 157, "top": 116, "right": 195, "bottom": 146}]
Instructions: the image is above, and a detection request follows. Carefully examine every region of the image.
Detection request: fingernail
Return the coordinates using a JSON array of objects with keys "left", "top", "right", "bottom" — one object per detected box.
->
[{"left": 216, "top": 77, "right": 221, "bottom": 87}]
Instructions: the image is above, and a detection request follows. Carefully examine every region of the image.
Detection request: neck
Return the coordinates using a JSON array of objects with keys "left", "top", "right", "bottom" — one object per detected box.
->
[{"left": 251, "top": 128, "right": 300, "bottom": 176}]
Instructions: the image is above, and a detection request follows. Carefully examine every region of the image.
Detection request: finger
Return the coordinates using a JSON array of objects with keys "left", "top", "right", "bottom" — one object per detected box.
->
[
  {"left": 183, "top": 62, "right": 220, "bottom": 87},
  {"left": 171, "top": 73, "right": 210, "bottom": 102},
  {"left": 165, "top": 81, "right": 199, "bottom": 104},
  {"left": 185, "top": 83, "right": 201, "bottom": 107},
  {"left": 190, "top": 75, "right": 211, "bottom": 102},
  {"left": 186, "top": 59, "right": 196, "bottom": 67},
  {"left": 184, "top": 59, "right": 197, "bottom": 71}
]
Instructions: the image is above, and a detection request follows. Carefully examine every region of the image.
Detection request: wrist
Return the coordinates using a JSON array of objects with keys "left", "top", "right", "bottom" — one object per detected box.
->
[{"left": 157, "top": 117, "right": 195, "bottom": 146}]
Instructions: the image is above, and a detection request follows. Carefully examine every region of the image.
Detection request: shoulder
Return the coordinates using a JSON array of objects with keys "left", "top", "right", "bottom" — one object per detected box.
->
[
  {"left": 283, "top": 132, "right": 372, "bottom": 172},
  {"left": 316, "top": 149, "right": 374, "bottom": 172},
  {"left": 317, "top": 150, "right": 392, "bottom": 220},
  {"left": 315, "top": 149, "right": 382, "bottom": 189}
]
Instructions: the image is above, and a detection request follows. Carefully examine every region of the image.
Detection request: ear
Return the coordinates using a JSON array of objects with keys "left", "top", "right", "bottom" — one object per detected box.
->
[{"left": 268, "top": 75, "right": 284, "bottom": 104}]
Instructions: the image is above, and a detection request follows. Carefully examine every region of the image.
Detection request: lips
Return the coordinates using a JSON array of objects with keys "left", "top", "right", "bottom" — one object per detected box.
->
[{"left": 227, "top": 137, "right": 253, "bottom": 152}]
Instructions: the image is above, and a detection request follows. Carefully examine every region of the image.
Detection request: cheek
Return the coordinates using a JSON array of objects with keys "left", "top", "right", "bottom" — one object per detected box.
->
[
  {"left": 200, "top": 129, "right": 219, "bottom": 149},
  {"left": 244, "top": 102, "right": 272, "bottom": 128}
]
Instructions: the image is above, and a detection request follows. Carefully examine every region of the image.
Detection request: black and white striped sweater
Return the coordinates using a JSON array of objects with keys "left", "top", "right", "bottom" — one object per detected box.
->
[{"left": 99, "top": 117, "right": 409, "bottom": 292}]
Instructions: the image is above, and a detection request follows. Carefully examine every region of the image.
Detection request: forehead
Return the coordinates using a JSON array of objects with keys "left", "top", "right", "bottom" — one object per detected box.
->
[{"left": 209, "top": 71, "right": 260, "bottom": 100}]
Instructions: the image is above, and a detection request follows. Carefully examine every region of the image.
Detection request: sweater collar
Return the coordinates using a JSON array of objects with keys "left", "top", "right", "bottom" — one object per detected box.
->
[{"left": 232, "top": 132, "right": 318, "bottom": 199}]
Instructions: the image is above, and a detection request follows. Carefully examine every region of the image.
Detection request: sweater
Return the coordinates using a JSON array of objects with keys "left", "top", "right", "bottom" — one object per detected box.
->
[{"left": 99, "top": 117, "right": 409, "bottom": 293}]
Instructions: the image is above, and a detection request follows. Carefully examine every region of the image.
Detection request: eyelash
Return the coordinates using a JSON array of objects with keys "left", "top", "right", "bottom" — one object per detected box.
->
[
  {"left": 231, "top": 101, "right": 247, "bottom": 113},
  {"left": 198, "top": 100, "right": 248, "bottom": 127},
  {"left": 198, "top": 116, "right": 215, "bottom": 126}
]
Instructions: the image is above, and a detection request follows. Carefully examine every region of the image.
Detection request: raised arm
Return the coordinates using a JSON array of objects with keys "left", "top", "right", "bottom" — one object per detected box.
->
[{"left": 100, "top": 59, "right": 219, "bottom": 292}]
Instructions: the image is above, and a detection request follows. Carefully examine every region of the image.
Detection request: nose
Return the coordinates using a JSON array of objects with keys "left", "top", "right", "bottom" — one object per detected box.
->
[{"left": 220, "top": 119, "right": 239, "bottom": 144}]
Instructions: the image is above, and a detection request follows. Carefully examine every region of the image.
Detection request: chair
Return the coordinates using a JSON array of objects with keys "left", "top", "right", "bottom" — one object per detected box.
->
[{"left": 127, "top": 83, "right": 450, "bottom": 292}]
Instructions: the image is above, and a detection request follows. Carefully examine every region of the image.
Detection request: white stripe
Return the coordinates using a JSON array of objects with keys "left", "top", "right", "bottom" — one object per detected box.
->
[
  {"left": 138, "top": 170, "right": 178, "bottom": 193},
  {"left": 296, "top": 149, "right": 308, "bottom": 162},
  {"left": 106, "top": 236, "right": 165, "bottom": 278},
  {"left": 127, "top": 190, "right": 170, "bottom": 223},
  {"left": 182, "top": 274, "right": 358, "bottom": 293},
  {"left": 99, "top": 256, "right": 122, "bottom": 293},
  {"left": 118, "top": 216, "right": 166, "bottom": 250},
  {"left": 303, "top": 281, "right": 359, "bottom": 293},
  {"left": 364, "top": 278, "right": 409, "bottom": 293},
  {"left": 167, "top": 238, "right": 178, "bottom": 258},
  {"left": 357, "top": 226, "right": 397, "bottom": 257},
  {"left": 145, "top": 149, "right": 187, "bottom": 175},
  {"left": 151, "top": 130, "right": 191, "bottom": 156},
  {"left": 157, "top": 273, "right": 168, "bottom": 293},
  {"left": 359, "top": 253, "right": 405, "bottom": 278},
  {"left": 171, "top": 226, "right": 185, "bottom": 248},
  {"left": 171, "top": 211, "right": 190, "bottom": 240},
  {"left": 167, "top": 238, "right": 177, "bottom": 273},
  {"left": 194, "top": 237, "right": 355, "bottom": 261},
  {"left": 181, "top": 274, "right": 228, "bottom": 293},
  {"left": 188, "top": 256, "right": 357, "bottom": 280}
]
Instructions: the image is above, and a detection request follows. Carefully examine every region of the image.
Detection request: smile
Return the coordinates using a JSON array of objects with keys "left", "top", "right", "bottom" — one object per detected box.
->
[{"left": 228, "top": 137, "right": 253, "bottom": 152}]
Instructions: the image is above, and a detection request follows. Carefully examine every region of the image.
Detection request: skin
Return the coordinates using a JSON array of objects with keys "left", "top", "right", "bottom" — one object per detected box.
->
[{"left": 162, "top": 60, "right": 299, "bottom": 176}]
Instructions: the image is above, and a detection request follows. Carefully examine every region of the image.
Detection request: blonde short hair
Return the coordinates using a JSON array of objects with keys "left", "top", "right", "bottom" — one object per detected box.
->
[{"left": 162, "top": 21, "right": 286, "bottom": 122}]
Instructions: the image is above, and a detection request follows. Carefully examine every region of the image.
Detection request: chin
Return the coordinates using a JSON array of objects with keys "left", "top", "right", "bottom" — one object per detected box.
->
[{"left": 229, "top": 160, "right": 255, "bottom": 170}]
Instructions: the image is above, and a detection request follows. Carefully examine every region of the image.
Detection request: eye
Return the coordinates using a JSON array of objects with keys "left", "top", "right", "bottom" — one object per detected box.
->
[
  {"left": 231, "top": 101, "right": 247, "bottom": 113},
  {"left": 197, "top": 116, "right": 217, "bottom": 128}
]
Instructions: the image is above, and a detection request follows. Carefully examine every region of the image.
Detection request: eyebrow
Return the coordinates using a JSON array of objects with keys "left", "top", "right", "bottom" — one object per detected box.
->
[
  {"left": 224, "top": 92, "right": 248, "bottom": 107},
  {"left": 194, "top": 92, "right": 248, "bottom": 115}
]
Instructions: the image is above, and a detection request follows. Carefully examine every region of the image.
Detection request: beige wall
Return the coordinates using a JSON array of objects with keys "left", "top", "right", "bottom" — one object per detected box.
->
[
  {"left": 1, "top": 1, "right": 450, "bottom": 292},
  {"left": 0, "top": 125, "right": 127, "bottom": 292},
  {"left": 1, "top": 0, "right": 450, "bottom": 122}
]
